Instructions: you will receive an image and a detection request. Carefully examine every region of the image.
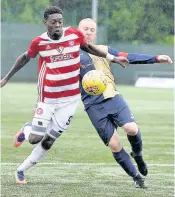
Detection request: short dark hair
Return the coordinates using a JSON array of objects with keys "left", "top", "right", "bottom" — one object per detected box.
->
[{"left": 44, "top": 6, "right": 63, "bottom": 20}]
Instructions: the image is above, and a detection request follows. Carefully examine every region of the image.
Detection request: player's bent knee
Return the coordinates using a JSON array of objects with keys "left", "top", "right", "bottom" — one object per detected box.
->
[
  {"left": 122, "top": 122, "right": 138, "bottom": 135},
  {"left": 41, "top": 134, "right": 55, "bottom": 150},
  {"left": 28, "top": 134, "right": 43, "bottom": 144}
]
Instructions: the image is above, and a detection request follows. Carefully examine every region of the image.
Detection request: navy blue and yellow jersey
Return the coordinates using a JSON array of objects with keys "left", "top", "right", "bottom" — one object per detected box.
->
[{"left": 80, "top": 45, "right": 157, "bottom": 109}]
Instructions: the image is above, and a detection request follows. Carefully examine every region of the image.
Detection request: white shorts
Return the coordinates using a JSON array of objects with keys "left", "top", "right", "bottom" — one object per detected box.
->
[{"left": 31, "top": 99, "right": 80, "bottom": 138}]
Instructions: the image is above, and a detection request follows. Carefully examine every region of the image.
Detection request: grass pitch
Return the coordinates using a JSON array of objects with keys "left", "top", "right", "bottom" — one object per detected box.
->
[{"left": 1, "top": 83, "right": 174, "bottom": 197}]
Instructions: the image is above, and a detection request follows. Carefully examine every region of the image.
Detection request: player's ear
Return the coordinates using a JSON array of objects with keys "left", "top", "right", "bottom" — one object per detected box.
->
[{"left": 43, "top": 20, "right": 46, "bottom": 26}]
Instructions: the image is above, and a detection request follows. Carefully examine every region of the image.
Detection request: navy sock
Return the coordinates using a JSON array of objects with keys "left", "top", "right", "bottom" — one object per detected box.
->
[
  {"left": 113, "top": 148, "right": 138, "bottom": 178},
  {"left": 127, "top": 129, "right": 142, "bottom": 156}
]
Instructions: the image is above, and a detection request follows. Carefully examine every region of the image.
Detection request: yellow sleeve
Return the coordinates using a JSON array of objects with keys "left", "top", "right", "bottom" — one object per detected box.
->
[{"left": 94, "top": 45, "right": 111, "bottom": 64}]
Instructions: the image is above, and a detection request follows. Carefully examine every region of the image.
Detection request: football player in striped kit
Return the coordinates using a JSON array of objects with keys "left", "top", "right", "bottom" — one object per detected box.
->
[{"left": 0, "top": 7, "right": 128, "bottom": 184}]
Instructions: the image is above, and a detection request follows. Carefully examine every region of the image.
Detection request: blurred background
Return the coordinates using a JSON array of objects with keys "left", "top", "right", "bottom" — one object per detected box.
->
[
  {"left": 1, "top": 2, "right": 174, "bottom": 196},
  {"left": 1, "top": 0, "right": 174, "bottom": 85}
]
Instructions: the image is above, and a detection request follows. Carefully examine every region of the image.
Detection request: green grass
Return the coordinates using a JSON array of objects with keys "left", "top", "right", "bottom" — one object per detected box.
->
[{"left": 1, "top": 83, "right": 174, "bottom": 197}]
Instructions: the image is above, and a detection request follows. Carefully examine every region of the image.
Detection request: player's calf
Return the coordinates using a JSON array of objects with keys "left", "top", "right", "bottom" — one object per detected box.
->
[
  {"left": 30, "top": 117, "right": 49, "bottom": 142},
  {"left": 125, "top": 126, "right": 148, "bottom": 176},
  {"left": 108, "top": 131, "right": 122, "bottom": 152},
  {"left": 28, "top": 133, "right": 44, "bottom": 144},
  {"left": 109, "top": 133, "right": 139, "bottom": 180}
]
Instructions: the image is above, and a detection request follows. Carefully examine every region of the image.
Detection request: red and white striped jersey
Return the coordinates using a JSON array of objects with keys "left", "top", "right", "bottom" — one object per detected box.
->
[{"left": 27, "top": 26, "right": 87, "bottom": 104}]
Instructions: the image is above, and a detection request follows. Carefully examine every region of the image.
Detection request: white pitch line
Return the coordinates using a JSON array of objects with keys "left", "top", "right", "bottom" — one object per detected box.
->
[{"left": 0, "top": 162, "right": 174, "bottom": 167}]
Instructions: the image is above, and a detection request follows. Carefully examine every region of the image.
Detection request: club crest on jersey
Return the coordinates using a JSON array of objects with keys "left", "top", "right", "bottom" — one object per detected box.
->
[
  {"left": 69, "top": 41, "right": 74, "bottom": 46},
  {"left": 36, "top": 108, "right": 43, "bottom": 115},
  {"left": 56, "top": 46, "right": 64, "bottom": 53}
]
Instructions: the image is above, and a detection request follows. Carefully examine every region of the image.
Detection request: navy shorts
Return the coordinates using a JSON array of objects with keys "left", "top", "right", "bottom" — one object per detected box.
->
[{"left": 86, "top": 94, "right": 136, "bottom": 146}]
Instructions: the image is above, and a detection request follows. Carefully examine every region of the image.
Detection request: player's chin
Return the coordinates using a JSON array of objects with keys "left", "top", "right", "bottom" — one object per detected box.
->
[
  {"left": 53, "top": 32, "right": 61, "bottom": 38},
  {"left": 86, "top": 39, "right": 93, "bottom": 44},
  {"left": 54, "top": 31, "right": 61, "bottom": 36}
]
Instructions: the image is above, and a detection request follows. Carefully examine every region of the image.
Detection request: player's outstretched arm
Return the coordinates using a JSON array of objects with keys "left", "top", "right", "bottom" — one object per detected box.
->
[
  {"left": 81, "top": 43, "right": 129, "bottom": 68},
  {"left": 126, "top": 53, "right": 173, "bottom": 65},
  {"left": 108, "top": 47, "right": 173, "bottom": 65},
  {"left": 0, "top": 52, "right": 31, "bottom": 87}
]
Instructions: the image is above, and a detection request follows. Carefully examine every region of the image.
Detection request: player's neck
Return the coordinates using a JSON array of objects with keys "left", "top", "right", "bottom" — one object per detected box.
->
[{"left": 47, "top": 32, "right": 62, "bottom": 40}]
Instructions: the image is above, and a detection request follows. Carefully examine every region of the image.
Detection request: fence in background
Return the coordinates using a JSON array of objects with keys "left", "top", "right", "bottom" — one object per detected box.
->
[{"left": 1, "top": 23, "right": 173, "bottom": 85}]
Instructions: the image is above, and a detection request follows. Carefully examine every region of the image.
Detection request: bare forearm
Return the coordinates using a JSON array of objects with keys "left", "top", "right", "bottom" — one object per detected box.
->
[
  {"left": 4, "top": 53, "right": 30, "bottom": 81},
  {"left": 81, "top": 44, "right": 107, "bottom": 58},
  {"left": 81, "top": 44, "right": 129, "bottom": 67}
]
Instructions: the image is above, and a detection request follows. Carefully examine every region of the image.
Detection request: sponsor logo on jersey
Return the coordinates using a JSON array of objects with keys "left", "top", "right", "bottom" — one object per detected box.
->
[
  {"left": 50, "top": 53, "right": 74, "bottom": 62},
  {"left": 46, "top": 45, "right": 51, "bottom": 50}
]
